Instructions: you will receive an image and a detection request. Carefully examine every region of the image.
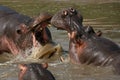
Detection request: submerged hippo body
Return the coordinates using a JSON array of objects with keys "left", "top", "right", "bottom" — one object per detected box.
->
[
  {"left": 0, "top": 6, "right": 52, "bottom": 55},
  {"left": 69, "top": 36, "right": 120, "bottom": 66},
  {"left": 51, "top": 8, "right": 120, "bottom": 73},
  {"left": 19, "top": 63, "right": 55, "bottom": 80}
]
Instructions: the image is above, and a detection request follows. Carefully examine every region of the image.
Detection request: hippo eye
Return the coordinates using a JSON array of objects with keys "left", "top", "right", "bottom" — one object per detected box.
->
[{"left": 61, "top": 10, "right": 68, "bottom": 18}]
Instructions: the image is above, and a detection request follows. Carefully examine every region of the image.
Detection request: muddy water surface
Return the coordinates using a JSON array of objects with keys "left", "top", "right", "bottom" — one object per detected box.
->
[{"left": 0, "top": 20, "right": 120, "bottom": 80}]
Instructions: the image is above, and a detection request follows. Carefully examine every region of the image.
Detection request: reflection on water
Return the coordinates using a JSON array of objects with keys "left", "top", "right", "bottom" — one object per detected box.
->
[
  {"left": 49, "top": 63, "right": 120, "bottom": 80},
  {"left": 0, "top": 14, "right": 120, "bottom": 80},
  {"left": 0, "top": 64, "right": 18, "bottom": 80}
]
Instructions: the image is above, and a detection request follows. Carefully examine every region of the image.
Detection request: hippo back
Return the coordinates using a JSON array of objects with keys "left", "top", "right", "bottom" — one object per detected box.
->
[{"left": 79, "top": 36, "right": 120, "bottom": 66}]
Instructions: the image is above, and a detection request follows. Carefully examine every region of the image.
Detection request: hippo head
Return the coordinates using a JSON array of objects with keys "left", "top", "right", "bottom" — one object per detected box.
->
[
  {"left": 16, "top": 12, "right": 53, "bottom": 46},
  {"left": 18, "top": 63, "right": 55, "bottom": 80},
  {"left": 51, "top": 8, "right": 83, "bottom": 33},
  {"left": 51, "top": 8, "right": 101, "bottom": 40},
  {"left": 16, "top": 13, "right": 62, "bottom": 60}
]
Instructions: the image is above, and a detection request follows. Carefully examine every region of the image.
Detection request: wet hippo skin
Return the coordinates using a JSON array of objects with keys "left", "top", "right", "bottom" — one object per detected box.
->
[
  {"left": 0, "top": 6, "right": 57, "bottom": 80},
  {"left": 0, "top": 6, "right": 52, "bottom": 55},
  {"left": 18, "top": 63, "right": 55, "bottom": 80},
  {"left": 51, "top": 8, "right": 120, "bottom": 74}
]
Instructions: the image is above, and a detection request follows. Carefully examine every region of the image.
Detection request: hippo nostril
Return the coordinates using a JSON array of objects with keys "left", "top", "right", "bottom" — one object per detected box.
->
[
  {"left": 61, "top": 10, "right": 68, "bottom": 18},
  {"left": 69, "top": 8, "right": 77, "bottom": 16},
  {"left": 70, "top": 8, "right": 74, "bottom": 12},
  {"left": 63, "top": 10, "right": 68, "bottom": 16}
]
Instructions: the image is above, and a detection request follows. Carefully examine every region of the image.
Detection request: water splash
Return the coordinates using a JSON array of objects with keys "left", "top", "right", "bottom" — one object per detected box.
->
[{"left": 4, "top": 43, "right": 62, "bottom": 65}]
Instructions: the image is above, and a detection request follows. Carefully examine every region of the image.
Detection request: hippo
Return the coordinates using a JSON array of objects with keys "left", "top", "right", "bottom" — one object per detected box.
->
[
  {"left": 0, "top": 5, "right": 52, "bottom": 55},
  {"left": 0, "top": 6, "right": 57, "bottom": 80},
  {"left": 18, "top": 63, "right": 55, "bottom": 80},
  {"left": 51, "top": 8, "right": 120, "bottom": 74}
]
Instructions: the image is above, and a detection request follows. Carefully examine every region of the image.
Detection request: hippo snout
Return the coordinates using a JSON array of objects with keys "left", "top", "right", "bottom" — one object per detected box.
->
[{"left": 51, "top": 8, "right": 83, "bottom": 33}]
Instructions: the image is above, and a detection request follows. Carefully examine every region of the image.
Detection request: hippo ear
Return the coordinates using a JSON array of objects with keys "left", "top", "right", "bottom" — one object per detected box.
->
[{"left": 17, "top": 24, "right": 28, "bottom": 34}]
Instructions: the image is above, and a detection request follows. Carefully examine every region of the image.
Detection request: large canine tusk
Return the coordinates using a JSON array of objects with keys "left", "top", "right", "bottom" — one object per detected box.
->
[{"left": 68, "top": 31, "right": 76, "bottom": 39}]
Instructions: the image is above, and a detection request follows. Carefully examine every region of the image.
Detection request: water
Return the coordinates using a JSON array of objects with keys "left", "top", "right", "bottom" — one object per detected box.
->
[{"left": 0, "top": 4, "right": 120, "bottom": 80}]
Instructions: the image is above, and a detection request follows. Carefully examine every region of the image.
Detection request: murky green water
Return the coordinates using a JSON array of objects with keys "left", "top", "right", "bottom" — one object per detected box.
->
[
  {"left": 0, "top": 20, "right": 119, "bottom": 80},
  {"left": 0, "top": 1, "right": 120, "bottom": 80}
]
